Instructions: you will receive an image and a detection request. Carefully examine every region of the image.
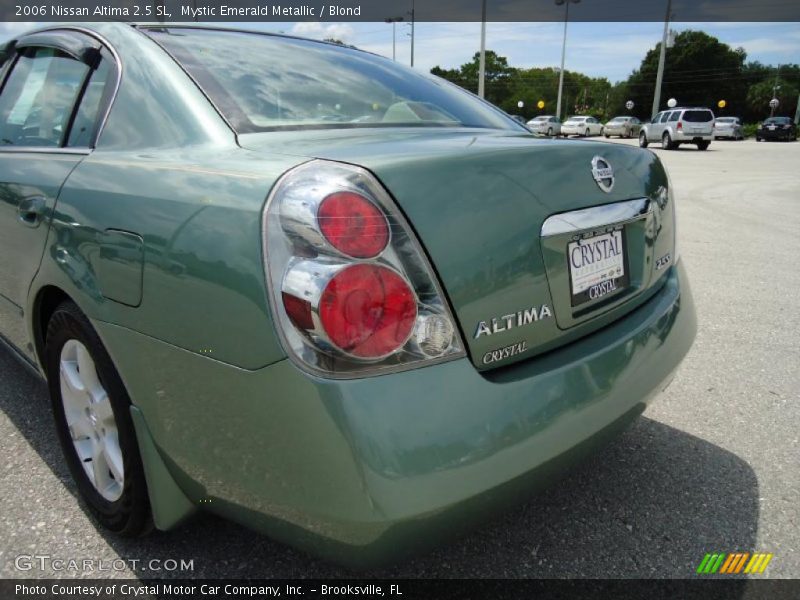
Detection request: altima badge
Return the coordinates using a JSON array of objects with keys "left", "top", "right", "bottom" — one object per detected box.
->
[
  {"left": 474, "top": 304, "right": 553, "bottom": 339},
  {"left": 591, "top": 156, "right": 614, "bottom": 193}
]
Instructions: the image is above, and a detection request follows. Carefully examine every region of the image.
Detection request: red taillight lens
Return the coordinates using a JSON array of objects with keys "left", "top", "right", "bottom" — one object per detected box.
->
[
  {"left": 282, "top": 292, "right": 314, "bottom": 330},
  {"left": 265, "top": 160, "right": 464, "bottom": 377},
  {"left": 677, "top": 121, "right": 683, "bottom": 130},
  {"left": 319, "top": 264, "right": 417, "bottom": 358},
  {"left": 318, "top": 192, "right": 389, "bottom": 259}
]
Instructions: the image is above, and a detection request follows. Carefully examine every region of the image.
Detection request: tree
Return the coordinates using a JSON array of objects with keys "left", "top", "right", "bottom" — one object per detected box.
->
[
  {"left": 431, "top": 50, "right": 514, "bottom": 107},
  {"left": 747, "top": 79, "right": 799, "bottom": 118},
  {"left": 625, "top": 30, "right": 747, "bottom": 119}
]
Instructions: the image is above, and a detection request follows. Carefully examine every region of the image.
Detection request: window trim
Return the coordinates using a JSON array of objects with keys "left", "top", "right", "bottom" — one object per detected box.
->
[{"left": 0, "top": 26, "right": 121, "bottom": 154}]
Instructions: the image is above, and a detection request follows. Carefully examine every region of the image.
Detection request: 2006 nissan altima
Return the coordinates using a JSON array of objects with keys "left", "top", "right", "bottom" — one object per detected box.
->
[{"left": 0, "top": 24, "right": 695, "bottom": 565}]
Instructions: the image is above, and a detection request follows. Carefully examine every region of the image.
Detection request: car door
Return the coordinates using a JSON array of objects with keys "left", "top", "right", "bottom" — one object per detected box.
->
[
  {"left": 649, "top": 112, "right": 667, "bottom": 140},
  {"left": 590, "top": 117, "right": 601, "bottom": 135},
  {"left": 0, "top": 30, "right": 113, "bottom": 354}
]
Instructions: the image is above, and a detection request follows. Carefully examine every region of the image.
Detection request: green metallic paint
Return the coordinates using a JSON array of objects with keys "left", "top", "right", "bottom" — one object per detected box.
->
[
  {"left": 0, "top": 152, "right": 85, "bottom": 356},
  {"left": 130, "top": 405, "right": 196, "bottom": 530},
  {"left": 242, "top": 129, "right": 675, "bottom": 370},
  {"left": 93, "top": 230, "right": 144, "bottom": 307},
  {"left": 92, "top": 262, "right": 694, "bottom": 564},
  {"left": 0, "top": 23, "right": 697, "bottom": 565}
]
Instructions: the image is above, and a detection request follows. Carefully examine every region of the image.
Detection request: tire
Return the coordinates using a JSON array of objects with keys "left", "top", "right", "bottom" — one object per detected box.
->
[
  {"left": 604, "top": 134, "right": 610, "bottom": 138},
  {"left": 45, "top": 301, "right": 151, "bottom": 536},
  {"left": 547, "top": 128, "right": 553, "bottom": 137},
  {"left": 697, "top": 141, "right": 710, "bottom": 151},
  {"left": 756, "top": 137, "right": 762, "bottom": 142},
  {"left": 661, "top": 132, "right": 674, "bottom": 150},
  {"left": 639, "top": 131, "right": 648, "bottom": 148}
]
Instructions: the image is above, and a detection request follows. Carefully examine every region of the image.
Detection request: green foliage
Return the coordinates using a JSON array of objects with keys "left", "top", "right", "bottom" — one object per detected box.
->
[
  {"left": 742, "top": 123, "right": 760, "bottom": 138},
  {"left": 432, "top": 51, "right": 514, "bottom": 108},
  {"left": 429, "top": 31, "right": 799, "bottom": 124}
]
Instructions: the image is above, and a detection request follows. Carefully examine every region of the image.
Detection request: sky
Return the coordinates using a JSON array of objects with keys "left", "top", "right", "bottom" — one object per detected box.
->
[{"left": 1, "top": 21, "right": 798, "bottom": 83}]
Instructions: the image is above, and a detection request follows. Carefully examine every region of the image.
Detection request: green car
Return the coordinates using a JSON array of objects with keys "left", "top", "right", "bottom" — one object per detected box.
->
[{"left": 0, "top": 24, "right": 696, "bottom": 565}]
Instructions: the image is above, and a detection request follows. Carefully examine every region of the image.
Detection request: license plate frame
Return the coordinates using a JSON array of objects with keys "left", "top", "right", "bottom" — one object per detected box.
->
[{"left": 567, "top": 228, "right": 630, "bottom": 307}]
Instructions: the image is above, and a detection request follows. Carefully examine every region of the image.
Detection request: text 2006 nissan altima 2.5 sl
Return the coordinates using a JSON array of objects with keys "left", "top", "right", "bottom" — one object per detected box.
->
[{"left": 0, "top": 24, "right": 696, "bottom": 565}]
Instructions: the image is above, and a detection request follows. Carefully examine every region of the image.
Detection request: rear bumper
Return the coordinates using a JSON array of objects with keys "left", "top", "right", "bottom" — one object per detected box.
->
[
  {"left": 674, "top": 132, "right": 712, "bottom": 142},
  {"left": 758, "top": 129, "right": 795, "bottom": 139},
  {"left": 97, "top": 262, "right": 696, "bottom": 566}
]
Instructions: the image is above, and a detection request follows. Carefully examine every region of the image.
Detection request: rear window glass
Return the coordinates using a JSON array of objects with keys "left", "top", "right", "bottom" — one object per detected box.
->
[
  {"left": 144, "top": 27, "right": 520, "bottom": 133},
  {"left": 682, "top": 110, "right": 714, "bottom": 122},
  {"left": 764, "top": 117, "right": 791, "bottom": 124}
]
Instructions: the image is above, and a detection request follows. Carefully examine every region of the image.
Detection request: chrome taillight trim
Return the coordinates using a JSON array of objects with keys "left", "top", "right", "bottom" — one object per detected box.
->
[
  {"left": 262, "top": 159, "right": 466, "bottom": 380},
  {"left": 281, "top": 258, "right": 420, "bottom": 362}
]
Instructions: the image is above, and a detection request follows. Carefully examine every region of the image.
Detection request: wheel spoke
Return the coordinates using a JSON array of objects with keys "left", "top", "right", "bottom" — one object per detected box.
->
[
  {"left": 103, "top": 434, "right": 125, "bottom": 483},
  {"left": 60, "top": 360, "right": 85, "bottom": 395},
  {"left": 92, "top": 439, "right": 112, "bottom": 492},
  {"left": 92, "top": 391, "right": 115, "bottom": 425},
  {"left": 67, "top": 417, "right": 93, "bottom": 441},
  {"left": 76, "top": 344, "right": 103, "bottom": 396}
]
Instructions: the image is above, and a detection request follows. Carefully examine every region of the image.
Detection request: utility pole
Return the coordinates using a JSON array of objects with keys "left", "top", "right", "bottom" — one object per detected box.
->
[
  {"left": 410, "top": 0, "right": 416, "bottom": 67},
  {"left": 771, "top": 64, "right": 782, "bottom": 116},
  {"left": 651, "top": 0, "right": 672, "bottom": 120},
  {"left": 478, "top": 0, "right": 487, "bottom": 98},
  {"left": 385, "top": 17, "right": 404, "bottom": 61},
  {"left": 555, "top": 0, "right": 580, "bottom": 121}
]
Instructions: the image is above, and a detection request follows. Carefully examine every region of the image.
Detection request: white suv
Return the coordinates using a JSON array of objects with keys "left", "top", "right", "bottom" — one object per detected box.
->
[{"left": 639, "top": 107, "right": 715, "bottom": 151}]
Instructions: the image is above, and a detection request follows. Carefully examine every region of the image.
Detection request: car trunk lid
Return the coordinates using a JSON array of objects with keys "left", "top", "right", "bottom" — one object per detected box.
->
[{"left": 243, "top": 128, "right": 675, "bottom": 370}]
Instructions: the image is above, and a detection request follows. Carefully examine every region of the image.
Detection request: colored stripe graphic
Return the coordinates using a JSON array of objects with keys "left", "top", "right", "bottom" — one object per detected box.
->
[
  {"left": 719, "top": 553, "right": 737, "bottom": 573},
  {"left": 733, "top": 553, "right": 750, "bottom": 573},
  {"left": 698, "top": 552, "right": 773, "bottom": 574}
]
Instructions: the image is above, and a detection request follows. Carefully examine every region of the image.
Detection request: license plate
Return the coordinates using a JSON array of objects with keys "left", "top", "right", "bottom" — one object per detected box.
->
[
  {"left": 768, "top": 125, "right": 777, "bottom": 130},
  {"left": 568, "top": 229, "right": 629, "bottom": 306}
]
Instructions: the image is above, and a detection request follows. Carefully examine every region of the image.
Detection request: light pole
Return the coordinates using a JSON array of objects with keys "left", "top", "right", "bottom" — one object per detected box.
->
[
  {"left": 651, "top": 0, "right": 672, "bottom": 119},
  {"left": 409, "top": 0, "right": 416, "bottom": 67},
  {"left": 478, "top": 0, "right": 487, "bottom": 98},
  {"left": 555, "top": 0, "right": 580, "bottom": 121},
  {"left": 385, "top": 17, "right": 404, "bottom": 61}
]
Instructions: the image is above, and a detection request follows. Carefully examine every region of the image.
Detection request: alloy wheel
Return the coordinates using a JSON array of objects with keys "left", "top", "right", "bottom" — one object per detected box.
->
[{"left": 59, "top": 339, "right": 124, "bottom": 502}]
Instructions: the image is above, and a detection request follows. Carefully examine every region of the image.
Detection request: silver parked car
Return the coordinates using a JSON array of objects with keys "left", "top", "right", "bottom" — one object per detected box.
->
[
  {"left": 561, "top": 115, "right": 604, "bottom": 137},
  {"left": 639, "top": 107, "right": 715, "bottom": 150},
  {"left": 713, "top": 116, "right": 744, "bottom": 140},
  {"left": 603, "top": 116, "right": 642, "bottom": 138},
  {"left": 526, "top": 115, "right": 561, "bottom": 136}
]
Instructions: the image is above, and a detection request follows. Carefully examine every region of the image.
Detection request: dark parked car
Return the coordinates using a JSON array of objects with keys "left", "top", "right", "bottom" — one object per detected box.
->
[{"left": 756, "top": 116, "right": 797, "bottom": 141}]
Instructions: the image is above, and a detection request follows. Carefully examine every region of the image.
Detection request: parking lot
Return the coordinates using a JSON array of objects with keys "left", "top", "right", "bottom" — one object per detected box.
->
[{"left": 1, "top": 137, "right": 798, "bottom": 579}]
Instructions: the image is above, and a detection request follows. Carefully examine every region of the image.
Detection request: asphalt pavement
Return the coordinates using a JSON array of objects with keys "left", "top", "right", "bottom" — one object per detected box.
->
[{"left": 1, "top": 136, "right": 798, "bottom": 579}]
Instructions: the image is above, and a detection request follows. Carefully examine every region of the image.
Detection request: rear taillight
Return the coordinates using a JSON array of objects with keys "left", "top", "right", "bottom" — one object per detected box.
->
[
  {"left": 263, "top": 160, "right": 464, "bottom": 378},
  {"left": 677, "top": 121, "right": 683, "bottom": 130}
]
